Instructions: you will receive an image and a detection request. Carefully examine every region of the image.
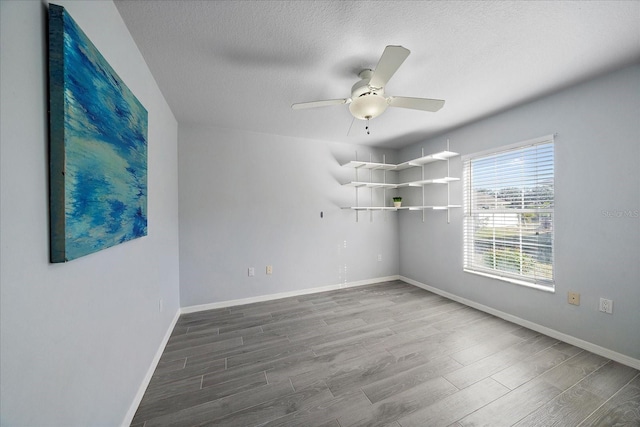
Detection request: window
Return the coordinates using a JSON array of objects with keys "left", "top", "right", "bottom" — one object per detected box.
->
[{"left": 463, "top": 135, "right": 555, "bottom": 291}]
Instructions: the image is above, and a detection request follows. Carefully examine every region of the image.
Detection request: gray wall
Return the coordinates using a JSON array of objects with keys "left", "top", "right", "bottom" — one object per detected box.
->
[
  {"left": 0, "top": 1, "right": 180, "bottom": 425},
  {"left": 398, "top": 64, "right": 640, "bottom": 360},
  {"left": 178, "top": 126, "right": 399, "bottom": 307}
]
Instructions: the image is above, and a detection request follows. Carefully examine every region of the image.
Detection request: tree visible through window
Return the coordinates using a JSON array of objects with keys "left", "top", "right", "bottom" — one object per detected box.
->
[{"left": 463, "top": 136, "right": 554, "bottom": 289}]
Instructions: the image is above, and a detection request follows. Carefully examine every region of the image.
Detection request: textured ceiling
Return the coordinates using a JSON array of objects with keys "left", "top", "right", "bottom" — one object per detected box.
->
[{"left": 115, "top": 0, "right": 640, "bottom": 149}]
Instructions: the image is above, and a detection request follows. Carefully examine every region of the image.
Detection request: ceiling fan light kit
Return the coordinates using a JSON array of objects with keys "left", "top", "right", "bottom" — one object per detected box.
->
[
  {"left": 292, "top": 45, "right": 445, "bottom": 124},
  {"left": 348, "top": 69, "right": 387, "bottom": 120},
  {"left": 349, "top": 92, "right": 388, "bottom": 120}
]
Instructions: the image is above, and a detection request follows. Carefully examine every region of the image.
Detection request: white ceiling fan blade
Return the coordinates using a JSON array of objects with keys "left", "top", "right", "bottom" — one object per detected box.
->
[
  {"left": 388, "top": 96, "right": 445, "bottom": 112},
  {"left": 368, "top": 45, "right": 410, "bottom": 89},
  {"left": 291, "top": 98, "right": 350, "bottom": 110}
]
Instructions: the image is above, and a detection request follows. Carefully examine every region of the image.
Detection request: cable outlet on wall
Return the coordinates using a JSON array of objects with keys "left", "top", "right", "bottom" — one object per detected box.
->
[
  {"left": 599, "top": 298, "right": 613, "bottom": 314},
  {"left": 266, "top": 265, "right": 273, "bottom": 275},
  {"left": 567, "top": 291, "right": 580, "bottom": 306}
]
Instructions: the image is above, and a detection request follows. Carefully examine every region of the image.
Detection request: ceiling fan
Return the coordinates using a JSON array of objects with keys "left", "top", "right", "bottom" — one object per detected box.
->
[{"left": 291, "top": 45, "right": 445, "bottom": 122}]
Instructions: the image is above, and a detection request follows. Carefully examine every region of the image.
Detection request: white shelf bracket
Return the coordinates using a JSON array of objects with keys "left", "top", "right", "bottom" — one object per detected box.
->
[
  {"left": 354, "top": 150, "right": 359, "bottom": 222},
  {"left": 369, "top": 152, "right": 374, "bottom": 222},
  {"left": 447, "top": 139, "right": 451, "bottom": 224},
  {"left": 421, "top": 147, "right": 426, "bottom": 223},
  {"left": 383, "top": 154, "right": 387, "bottom": 221}
]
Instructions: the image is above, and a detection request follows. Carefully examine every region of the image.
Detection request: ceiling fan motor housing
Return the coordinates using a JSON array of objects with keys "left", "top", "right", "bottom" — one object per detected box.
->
[{"left": 349, "top": 69, "right": 389, "bottom": 120}]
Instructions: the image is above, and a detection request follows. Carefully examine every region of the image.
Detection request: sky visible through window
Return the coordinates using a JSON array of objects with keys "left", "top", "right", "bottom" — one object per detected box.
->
[{"left": 470, "top": 143, "right": 554, "bottom": 207}]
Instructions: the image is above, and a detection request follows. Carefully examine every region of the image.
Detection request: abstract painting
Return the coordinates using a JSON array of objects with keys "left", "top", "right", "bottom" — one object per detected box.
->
[{"left": 48, "top": 4, "right": 148, "bottom": 263}]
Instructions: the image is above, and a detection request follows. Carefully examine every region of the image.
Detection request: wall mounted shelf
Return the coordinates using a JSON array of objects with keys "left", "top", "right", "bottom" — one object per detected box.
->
[
  {"left": 342, "top": 181, "right": 398, "bottom": 189},
  {"left": 342, "top": 150, "right": 458, "bottom": 171},
  {"left": 398, "top": 177, "right": 459, "bottom": 187},
  {"left": 344, "top": 205, "right": 461, "bottom": 211},
  {"left": 395, "top": 150, "right": 458, "bottom": 170},
  {"left": 341, "top": 147, "right": 460, "bottom": 222},
  {"left": 342, "top": 176, "right": 459, "bottom": 189},
  {"left": 342, "top": 161, "right": 397, "bottom": 171}
]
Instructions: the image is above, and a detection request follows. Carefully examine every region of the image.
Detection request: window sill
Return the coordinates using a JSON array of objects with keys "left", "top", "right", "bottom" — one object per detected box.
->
[{"left": 463, "top": 269, "right": 555, "bottom": 293}]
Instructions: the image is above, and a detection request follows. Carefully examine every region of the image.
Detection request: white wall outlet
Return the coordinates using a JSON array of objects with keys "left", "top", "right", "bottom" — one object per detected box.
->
[
  {"left": 158, "top": 298, "right": 163, "bottom": 313},
  {"left": 266, "top": 265, "right": 273, "bottom": 275},
  {"left": 377, "top": 254, "right": 382, "bottom": 262},
  {"left": 568, "top": 291, "right": 580, "bottom": 306},
  {"left": 599, "top": 298, "right": 613, "bottom": 314},
  {"left": 248, "top": 267, "right": 255, "bottom": 277}
]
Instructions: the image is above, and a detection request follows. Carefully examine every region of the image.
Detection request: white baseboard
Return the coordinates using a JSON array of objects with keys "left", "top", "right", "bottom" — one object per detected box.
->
[
  {"left": 121, "top": 308, "right": 181, "bottom": 427},
  {"left": 180, "top": 275, "right": 401, "bottom": 314},
  {"left": 400, "top": 276, "right": 640, "bottom": 370}
]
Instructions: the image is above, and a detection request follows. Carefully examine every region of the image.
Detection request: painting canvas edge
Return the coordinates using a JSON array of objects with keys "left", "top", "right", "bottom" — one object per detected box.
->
[{"left": 48, "top": 4, "right": 66, "bottom": 263}]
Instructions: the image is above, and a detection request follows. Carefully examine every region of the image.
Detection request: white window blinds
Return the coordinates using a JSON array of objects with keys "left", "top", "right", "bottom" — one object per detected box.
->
[{"left": 463, "top": 136, "right": 555, "bottom": 289}]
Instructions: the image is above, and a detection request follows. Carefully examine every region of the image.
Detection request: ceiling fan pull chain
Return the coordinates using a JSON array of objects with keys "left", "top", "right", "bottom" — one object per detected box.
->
[{"left": 366, "top": 118, "right": 370, "bottom": 135}]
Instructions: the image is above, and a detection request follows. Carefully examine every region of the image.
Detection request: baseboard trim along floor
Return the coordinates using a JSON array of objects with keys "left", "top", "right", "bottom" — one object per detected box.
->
[
  {"left": 123, "top": 309, "right": 181, "bottom": 427},
  {"left": 400, "top": 276, "right": 640, "bottom": 371},
  {"left": 180, "top": 275, "right": 639, "bottom": 370},
  {"left": 180, "top": 275, "right": 401, "bottom": 314}
]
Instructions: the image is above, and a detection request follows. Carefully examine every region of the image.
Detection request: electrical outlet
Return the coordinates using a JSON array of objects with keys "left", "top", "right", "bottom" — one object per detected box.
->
[
  {"left": 248, "top": 267, "right": 255, "bottom": 277},
  {"left": 377, "top": 254, "right": 382, "bottom": 262},
  {"left": 159, "top": 298, "right": 163, "bottom": 313},
  {"left": 568, "top": 291, "right": 580, "bottom": 306},
  {"left": 266, "top": 265, "right": 273, "bottom": 275},
  {"left": 599, "top": 298, "right": 613, "bottom": 314}
]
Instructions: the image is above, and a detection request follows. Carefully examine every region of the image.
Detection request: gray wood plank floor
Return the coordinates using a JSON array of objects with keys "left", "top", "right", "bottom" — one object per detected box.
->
[{"left": 131, "top": 281, "right": 640, "bottom": 427}]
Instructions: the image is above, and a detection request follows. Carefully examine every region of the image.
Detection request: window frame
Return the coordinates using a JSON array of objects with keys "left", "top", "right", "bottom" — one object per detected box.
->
[{"left": 462, "top": 135, "right": 555, "bottom": 292}]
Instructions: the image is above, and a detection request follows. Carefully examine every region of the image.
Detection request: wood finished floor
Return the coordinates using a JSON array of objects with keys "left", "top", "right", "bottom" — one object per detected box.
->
[{"left": 131, "top": 281, "right": 640, "bottom": 427}]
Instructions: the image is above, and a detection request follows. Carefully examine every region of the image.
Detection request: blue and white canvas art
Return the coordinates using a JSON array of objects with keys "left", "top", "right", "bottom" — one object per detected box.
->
[{"left": 48, "top": 4, "right": 148, "bottom": 262}]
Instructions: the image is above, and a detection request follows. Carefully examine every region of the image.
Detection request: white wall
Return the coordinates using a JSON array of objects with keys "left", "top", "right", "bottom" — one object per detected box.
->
[
  {"left": 0, "top": 1, "right": 180, "bottom": 426},
  {"left": 398, "top": 64, "right": 640, "bottom": 361},
  {"left": 178, "top": 126, "right": 399, "bottom": 307}
]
